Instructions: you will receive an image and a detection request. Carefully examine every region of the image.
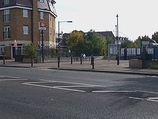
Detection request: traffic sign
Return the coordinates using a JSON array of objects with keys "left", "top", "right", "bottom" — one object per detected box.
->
[{"left": 39, "top": 22, "right": 46, "bottom": 30}]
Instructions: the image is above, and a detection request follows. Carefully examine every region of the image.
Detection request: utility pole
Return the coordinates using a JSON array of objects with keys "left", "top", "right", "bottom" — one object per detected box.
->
[{"left": 116, "top": 14, "right": 119, "bottom": 65}]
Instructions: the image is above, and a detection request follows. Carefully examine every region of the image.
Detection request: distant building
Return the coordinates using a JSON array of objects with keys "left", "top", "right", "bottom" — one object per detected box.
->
[
  {"left": 95, "top": 31, "right": 115, "bottom": 41},
  {"left": 0, "top": 0, "right": 57, "bottom": 59}
]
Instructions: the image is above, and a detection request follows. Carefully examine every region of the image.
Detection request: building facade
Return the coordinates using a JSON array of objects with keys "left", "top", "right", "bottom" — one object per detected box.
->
[{"left": 0, "top": 0, "right": 57, "bottom": 59}]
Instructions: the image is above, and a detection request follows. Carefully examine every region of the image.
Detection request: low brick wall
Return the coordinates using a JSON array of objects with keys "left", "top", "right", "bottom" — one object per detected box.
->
[
  {"left": 129, "top": 59, "right": 142, "bottom": 68},
  {"left": 129, "top": 59, "right": 156, "bottom": 68}
]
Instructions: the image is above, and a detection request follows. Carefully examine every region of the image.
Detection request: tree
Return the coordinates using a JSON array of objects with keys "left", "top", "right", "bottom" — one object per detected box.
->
[
  {"left": 85, "top": 30, "right": 107, "bottom": 56},
  {"left": 133, "top": 35, "right": 150, "bottom": 48},
  {"left": 24, "top": 43, "right": 37, "bottom": 67},
  {"left": 152, "top": 32, "right": 158, "bottom": 43},
  {"left": 66, "top": 29, "right": 107, "bottom": 56},
  {"left": 66, "top": 30, "right": 85, "bottom": 56}
]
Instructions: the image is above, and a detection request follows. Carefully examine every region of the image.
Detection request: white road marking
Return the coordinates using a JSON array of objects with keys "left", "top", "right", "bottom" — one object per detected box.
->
[
  {"left": 22, "top": 80, "right": 158, "bottom": 102},
  {"left": 22, "top": 80, "right": 106, "bottom": 93},
  {"left": 39, "top": 79, "right": 102, "bottom": 87},
  {"left": 0, "top": 75, "right": 20, "bottom": 79},
  {"left": 0, "top": 79, "right": 28, "bottom": 81},
  {"left": 147, "top": 97, "right": 158, "bottom": 100},
  {"left": 22, "top": 82, "right": 86, "bottom": 93},
  {"left": 55, "top": 85, "right": 96, "bottom": 88},
  {"left": 92, "top": 90, "right": 137, "bottom": 93},
  {"left": 0, "top": 75, "right": 27, "bottom": 81},
  {"left": 147, "top": 99, "right": 158, "bottom": 103},
  {"left": 129, "top": 97, "right": 146, "bottom": 101},
  {"left": 147, "top": 76, "right": 158, "bottom": 78},
  {"left": 53, "top": 87, "right": 85, "bottom": 92},
  {"left": 129, "top": 96, "right": 158, "bottom": 103}
]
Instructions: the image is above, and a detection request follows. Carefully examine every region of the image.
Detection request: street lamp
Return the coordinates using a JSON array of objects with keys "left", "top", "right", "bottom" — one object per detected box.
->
[
  {"left": 116, "top": 14, "right": 120, "bottom": 65},
  {"left": 57, "top": 20, "right": 72, "bottom": 68}
]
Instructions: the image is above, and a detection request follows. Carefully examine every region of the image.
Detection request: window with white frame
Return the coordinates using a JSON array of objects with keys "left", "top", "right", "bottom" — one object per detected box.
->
[
  {"left": 40, "top": 12, "right": 44, "bottom": 19},
  {"left": 3, "top": 9, "right": 10, "bottom": 22},
  {"left": 23, "top": 9, "right": 28, "bottom": 17},
  {"left": 3, "top": 26, "right": 10, "bottom": 39},
  {"left": 39, "top": 0, "right": 44, "bottom": 3},
  {"left": 3, "top": 0, "right": 9, "bottom": 5},
  {"left": 23, "top": 26, "right": 28, "bottom": 35},
  {"left": 0, "top": 45, "right": 5, "bottom": 55}
]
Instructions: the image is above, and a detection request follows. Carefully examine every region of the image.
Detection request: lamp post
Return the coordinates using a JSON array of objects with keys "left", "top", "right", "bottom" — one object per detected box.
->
[
  {"left": 39, "top": 21, "right": 46, "bottom": 63},
  {"left": 116, "top": 14, "right": 120, "bottom": 65},
  {"left": 57, "top": 20, "right": 72, "bottom": 68}
]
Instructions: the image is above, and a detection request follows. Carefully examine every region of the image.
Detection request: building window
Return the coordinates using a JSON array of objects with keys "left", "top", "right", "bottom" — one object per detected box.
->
[
  {"left": 0, "top": 45, "right": 5, "bottom": 55},
  {"left": 39, "top": 0, "right": 44, "bottom": 3},
  {"left": 3, "top": 9, "right": 10, "bottom": 22},
  {"left": 40, "top": 12, "right": 44, "bottom": 19},
  {"left": 23, "top": 9, "right": 28, "bottom": 17},
  {"left": 23, "top": 26, "right": 28, "bottom": 35},
  {"left": 3, "top": 0, "right": 9, "bottom": 5},
  {"left": 3, "top": 26, "right": 10, "bottom": 39}
]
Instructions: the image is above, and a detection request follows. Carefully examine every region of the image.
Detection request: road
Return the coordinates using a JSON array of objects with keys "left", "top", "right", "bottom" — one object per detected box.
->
[{"left": 0, "top": 67, "right": 158, "bottom": 119}]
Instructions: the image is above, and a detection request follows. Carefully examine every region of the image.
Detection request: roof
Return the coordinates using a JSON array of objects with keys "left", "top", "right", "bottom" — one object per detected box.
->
[
  {"left": 0, "top": 0, "right": 32, "bottom": 8},
  {"left": 96, "top": 31, "right": 115, "bottom": 39},
  {"left": 0, "top": 0, "right": 57, "bottom": 16},
  {"left": 38, "top": 0, "right": 49, "bottom": 10}
]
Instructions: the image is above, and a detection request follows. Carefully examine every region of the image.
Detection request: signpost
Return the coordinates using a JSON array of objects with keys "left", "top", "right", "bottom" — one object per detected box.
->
[{"left": 39, "top": 21, "right": 46, "bottom": 63}]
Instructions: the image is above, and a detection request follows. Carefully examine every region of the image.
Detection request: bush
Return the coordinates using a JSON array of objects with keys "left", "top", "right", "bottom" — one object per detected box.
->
[
  {"left": 24, "top": 43, "right": 37, "bottom": 67},
  {"left": 148, "top": 61, "right": 158, "bottom": 69}
]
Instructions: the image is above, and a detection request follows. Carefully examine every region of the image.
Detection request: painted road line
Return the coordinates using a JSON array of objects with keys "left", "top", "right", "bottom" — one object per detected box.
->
[
  {"left": 22, "top": 82, "right": 86, "bottom": 93},
  {"left": 54, "top": 85, "right": 96, "bottom": 88},
  {"left": 129, "top": 96, "right": 158, "bottom": 103},
  {"left": 147, "top": 97, "right": 158, "bottom": 100},
  {"left": 0, "top": 75, "right": 20, "bottom": 79},
  {"left": 0, "top": 79, "right": 28, "bottom": 81},
  {"left": 53, "top": 87, "right": 85, "bottom": 93},
  {"left": 92, "top": 90, "right": 137, "bottom": 93},
  {"left": 147, "top": 76, "right": 158, "bottom": 78},
  {"left": 129, "top": 97, "right": 146, "bottom": 101},
  {"left": 39, "top": 79, "right": 103, "bottom": 87},
  {"left": 147, "top": 97, "right": 158, "bottom": 103}
]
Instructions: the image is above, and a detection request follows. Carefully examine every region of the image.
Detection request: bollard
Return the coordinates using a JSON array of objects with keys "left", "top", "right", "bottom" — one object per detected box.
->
[
  {"left": 116, "top": 55, "right": 119, "bottom": 65},
  {"left": 58, "top": 56, "right": 60, "bottom": 68},
  {"left": 71, "top": 56, "right": 73, "bottom": 64},
  {"left": 80, "top": 56, "right": 82, "bottom": 64},
  {"left": 3, "top": 54, "right": 5, "bottom": 65},
  {"left": 91, "top": 56, "right": 94, "bottom": 69},
  {"left": 91, "top": 56, "right": 93, "bottom": 65}
]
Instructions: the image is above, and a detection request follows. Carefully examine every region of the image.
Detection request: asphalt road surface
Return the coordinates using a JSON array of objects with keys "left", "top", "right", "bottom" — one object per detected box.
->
[{"left": 0, "top": 67, "right": 158, "bottom": 119}]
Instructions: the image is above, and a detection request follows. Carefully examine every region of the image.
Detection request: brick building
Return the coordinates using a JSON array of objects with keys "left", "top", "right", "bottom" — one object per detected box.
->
[{"left": 0, "top": 0, "right": 57, "bottom": 59}]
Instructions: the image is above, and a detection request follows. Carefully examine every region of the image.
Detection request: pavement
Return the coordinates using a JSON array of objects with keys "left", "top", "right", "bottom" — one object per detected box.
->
[{"left": 0, "top": 58, "right": 158, "bottom": 76}]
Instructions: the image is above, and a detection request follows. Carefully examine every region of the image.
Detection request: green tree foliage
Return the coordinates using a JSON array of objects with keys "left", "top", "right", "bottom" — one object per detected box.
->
[
  {"left": 133, "top": 35, "right": 150, "bottom": 48},
  {"left": 85, "top": 30, "right": 107, "bottom": 56},
  {"left": 106, "top": 37, "right": 114, "bottom": 45},
  {"left": 152, "top": 32, "right": 158, "bottom": 43},
  {"left": 24, "top": 43, "right": 37, "bottom": 67},
  {"left": 121, "top": 39, "right": 133, "bottom": 48},
  {"left": 133, "top": 38, "right": 141, "bottom": 48},
  {"left": 66, "top": 30, "right": 85, "bottom": 56},
  {"left": 66, "top": 29, "right": 107, "bottom": 56}
]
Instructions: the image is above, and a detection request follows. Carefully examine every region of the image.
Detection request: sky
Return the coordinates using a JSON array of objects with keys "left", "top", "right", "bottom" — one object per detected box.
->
[{"left": 55, "top": 0, "right": 158, "bottom": 41}]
